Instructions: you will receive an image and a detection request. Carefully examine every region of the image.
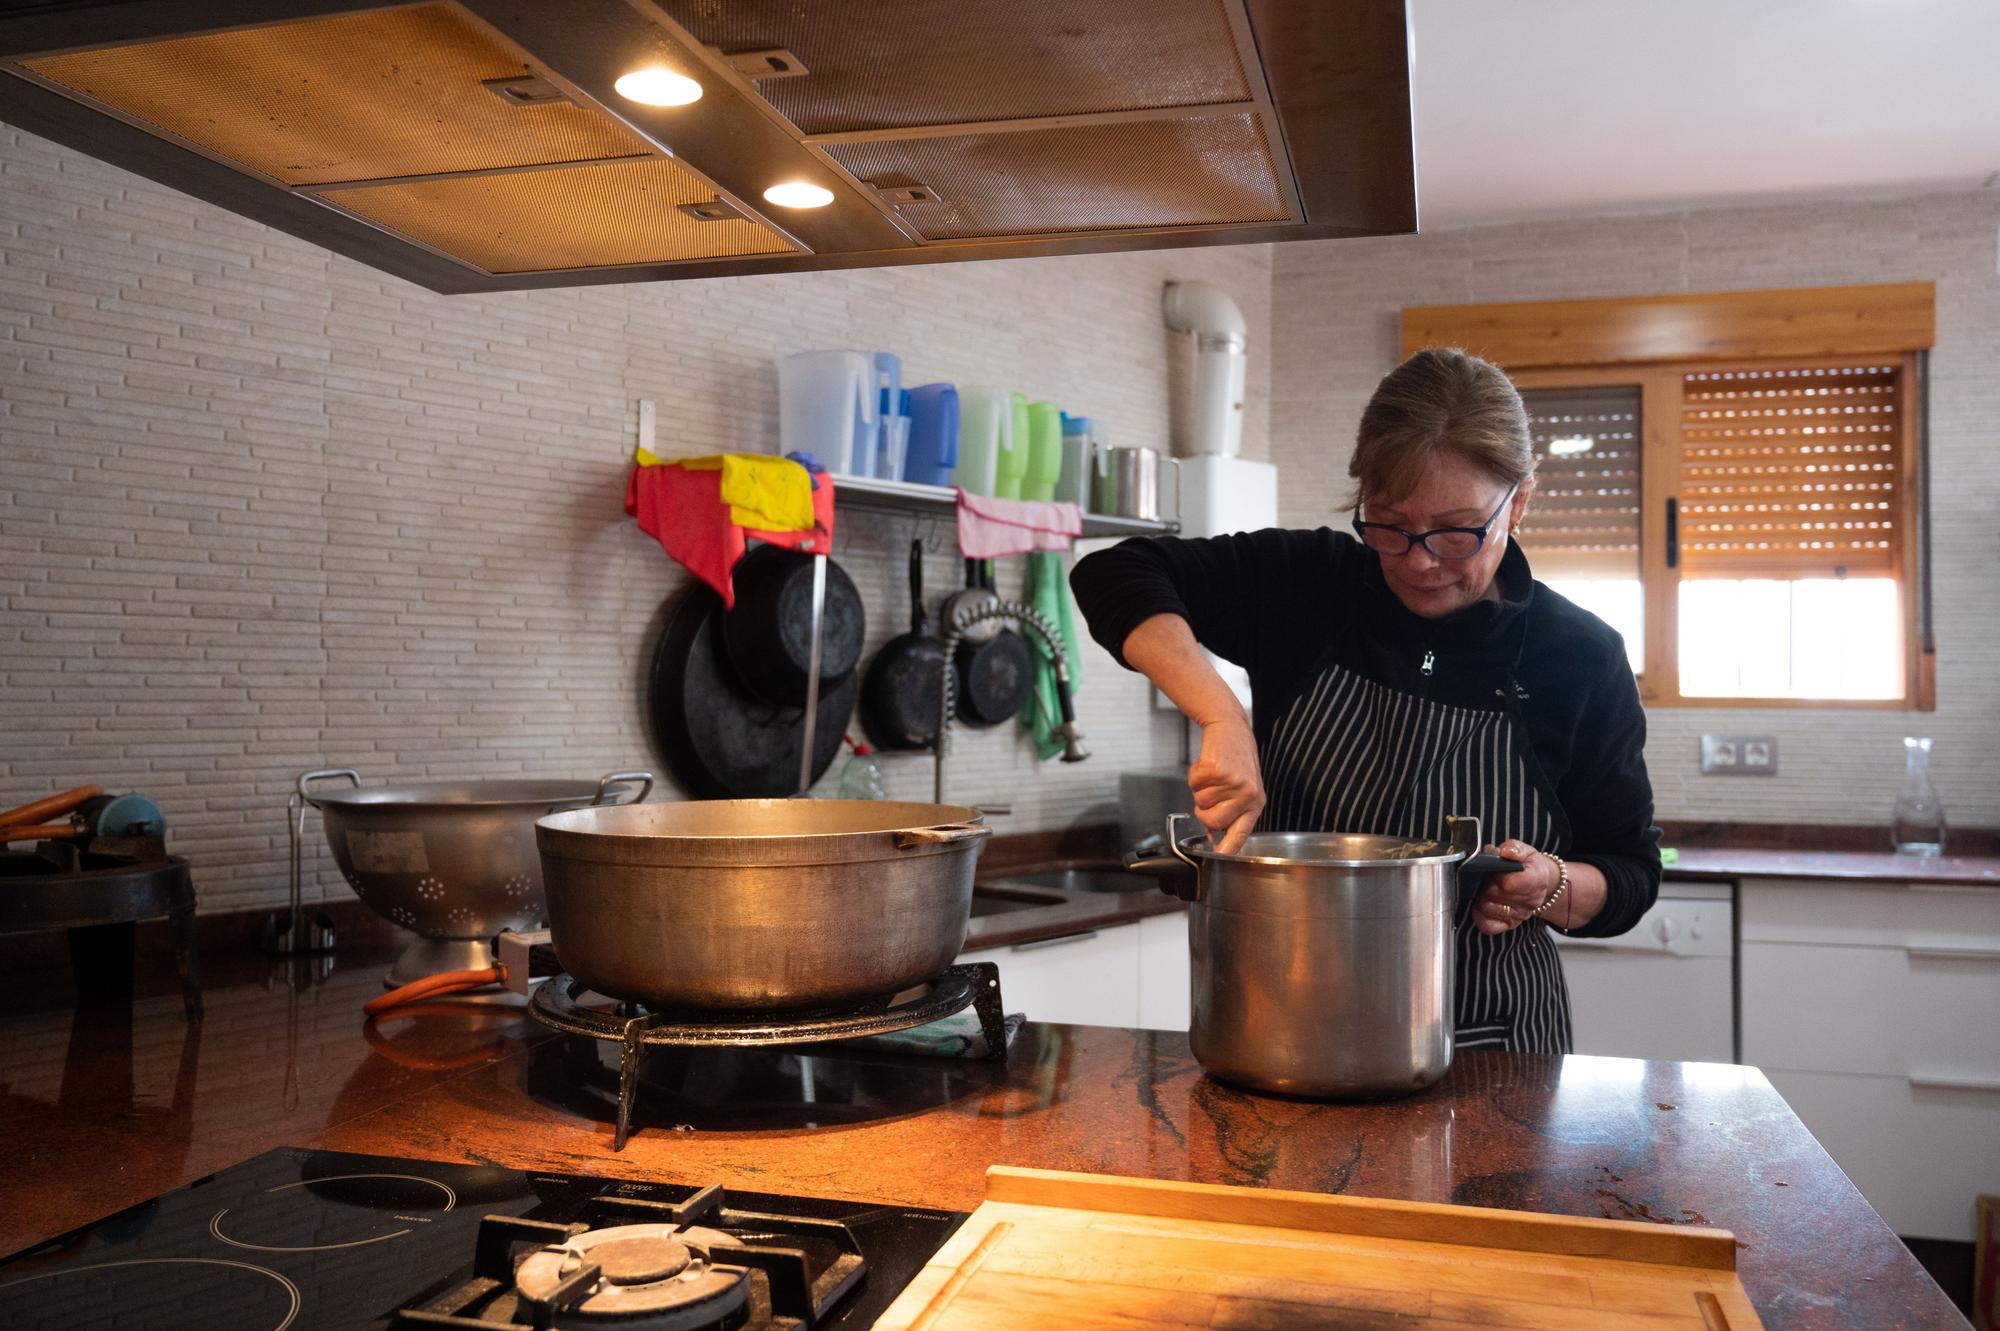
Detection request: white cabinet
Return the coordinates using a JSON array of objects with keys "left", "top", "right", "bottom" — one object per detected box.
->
[
  {"left": 959, "top": 909, "right": 1192, "bottom": 1032},
  {"left": 1740, "top": 876, "right": 2000, "bottom": 1241}
]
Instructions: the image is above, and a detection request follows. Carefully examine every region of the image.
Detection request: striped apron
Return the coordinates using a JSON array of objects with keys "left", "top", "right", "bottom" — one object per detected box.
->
[{"left": 1261, "top": 657, "right": 1573, "bottom": 1053}]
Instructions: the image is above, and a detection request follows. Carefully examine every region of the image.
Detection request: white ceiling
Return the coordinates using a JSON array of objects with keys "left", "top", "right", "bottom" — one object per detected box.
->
[{"left": 1408, "top": 0, "right": 2000, "bottom": 228}]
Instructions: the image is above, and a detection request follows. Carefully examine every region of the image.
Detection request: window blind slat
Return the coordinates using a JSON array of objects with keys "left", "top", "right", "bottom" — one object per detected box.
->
[{"left": 1519, "top": 386, "right": 1641, "bottom": 580}]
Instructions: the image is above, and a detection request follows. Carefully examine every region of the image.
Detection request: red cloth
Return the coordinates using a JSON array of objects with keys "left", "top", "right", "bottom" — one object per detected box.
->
[{"left": 625, "top": 465, "right": 835, "bottom": 608}]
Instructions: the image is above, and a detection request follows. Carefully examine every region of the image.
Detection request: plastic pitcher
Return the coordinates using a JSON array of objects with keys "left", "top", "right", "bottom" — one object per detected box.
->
[
  {"left": 1022, "top": 402, "right": 1064, "bottom": 502},
  {"left": 778, "top": 350, "right": 877, "bottom": 477},
  {"left": 1058, "top": 416, "right": 1098, "bottom": 505},
  {"left": 997, "top": 392, "right": 1032, "bottom": 499},
  {"left": 954, "top": 385, "right": 1012, "bottom": 496},
  {"left": 904, "top": 384, "right": 960, "bottom": 487}
]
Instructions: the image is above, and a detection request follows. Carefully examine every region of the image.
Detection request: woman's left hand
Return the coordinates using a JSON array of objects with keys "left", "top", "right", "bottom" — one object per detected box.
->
[{"left": 1471, "top": 839, "right": 1558, "bottom": 935}]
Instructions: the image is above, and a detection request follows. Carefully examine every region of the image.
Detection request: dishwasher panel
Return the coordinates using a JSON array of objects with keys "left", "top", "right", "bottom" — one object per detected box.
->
[{"left": 1553, "top": 879, "right": 1736, "bottom": 1063}]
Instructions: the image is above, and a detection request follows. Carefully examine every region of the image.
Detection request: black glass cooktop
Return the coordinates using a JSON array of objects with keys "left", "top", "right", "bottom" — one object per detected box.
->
[{"left": 0, "top": 1147, "right": 965, "bottom": 1330}]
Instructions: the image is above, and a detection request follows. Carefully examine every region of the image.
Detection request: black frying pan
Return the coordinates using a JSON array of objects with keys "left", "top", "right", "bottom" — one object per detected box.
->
[
  {"left": 859, "top": 540, "right": 946, "bottom": 750},
  {"left": 953, "top": 560, "right": 1033, "bottom": 727},
  {"left": 653, "top": 584, "right": 855, "bottom": 798},
  {"left": 721, "top": 545, "right": 865, "bottom": 708}
]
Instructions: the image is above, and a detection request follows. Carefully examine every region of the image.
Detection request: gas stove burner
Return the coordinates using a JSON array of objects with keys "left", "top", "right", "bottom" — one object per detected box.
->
[
  {"left": 515, "top": 1224, "right": 749, "bottom": 1328},
  {"left": 0, "top": 1256, "right": 302, "bottom": 1331},
  {"left": 393, "top": 1183, "right": 871, "bottom": 1331},
  {"left": 208, "top": 1172, "right": 459, "bottom": 1253},
  {"left": 528, "top": 962, "right": 1009, "bottom": 1148}
]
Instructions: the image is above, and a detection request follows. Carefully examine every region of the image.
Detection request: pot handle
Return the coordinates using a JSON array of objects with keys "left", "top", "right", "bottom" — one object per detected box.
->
[
  {"left": 592, "top": 771, "right": 655, "bottom": 806},
  {"left": 1121, "top": 813, "right": 1206, "bottom": 902},
  {"left": 297, "top": 768, "right": 361, "bottom": 804},
  {"left": 1445, "top": 815, "right": 1527, "bottom": 878},
  {"left": 894, "top": 822, "right": 993, "bottom": 850}
]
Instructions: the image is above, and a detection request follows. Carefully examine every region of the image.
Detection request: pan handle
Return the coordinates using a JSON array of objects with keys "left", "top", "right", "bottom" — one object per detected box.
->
[
  {"left": 592, "top": 771, "right": 655, "bottom": 806},
  {"left": 893, "top": 822, "right": 993, "bottom": 850},
  {"left": 297, "top": 768, "right": 361, "bottom": 804}
]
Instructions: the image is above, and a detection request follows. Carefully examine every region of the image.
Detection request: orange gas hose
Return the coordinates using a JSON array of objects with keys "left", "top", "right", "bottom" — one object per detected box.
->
[
  {"left": 0, "top": 785, "right": 103, "bottom": 829},
  {"left": 362, "top": 964, "right": 507, "bottom": 1017},
  {"left": 0, "top": 823, "right": 81, "bottom": 844}
]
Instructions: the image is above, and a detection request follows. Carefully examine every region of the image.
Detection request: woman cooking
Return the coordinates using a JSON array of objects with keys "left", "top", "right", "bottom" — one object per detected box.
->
[{"left": 1071, "top": 347, "right": 1661, "bottom": 1053}]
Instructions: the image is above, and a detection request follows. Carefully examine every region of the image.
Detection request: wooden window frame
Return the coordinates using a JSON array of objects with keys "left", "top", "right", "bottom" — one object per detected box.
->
[{"left": 1402, "top": 284, "right": 1936, "bottom": 712}]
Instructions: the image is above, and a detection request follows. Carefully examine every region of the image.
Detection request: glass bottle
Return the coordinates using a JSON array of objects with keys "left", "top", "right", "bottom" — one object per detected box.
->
[{"left": 1890, "top": 736, "right": 1947, "bottom": 857}]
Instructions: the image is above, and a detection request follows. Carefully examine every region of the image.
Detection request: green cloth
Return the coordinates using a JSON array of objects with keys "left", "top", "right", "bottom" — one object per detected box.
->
[{"left": 1021, "top": 550, "right": 1082, "bottom": 760}]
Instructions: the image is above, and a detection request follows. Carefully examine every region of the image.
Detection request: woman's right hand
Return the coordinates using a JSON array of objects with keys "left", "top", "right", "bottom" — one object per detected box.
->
[{"left": 1188, "top": 719, "right": 1265, "bottom": 854}]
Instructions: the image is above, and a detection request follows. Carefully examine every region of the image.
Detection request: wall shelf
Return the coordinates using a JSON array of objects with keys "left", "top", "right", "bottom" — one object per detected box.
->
[{"left": 834, "top": 474, "right": 1178, "bottom": 539}]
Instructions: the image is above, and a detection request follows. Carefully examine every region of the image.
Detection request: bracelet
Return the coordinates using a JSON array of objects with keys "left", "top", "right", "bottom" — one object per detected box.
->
[{"left": 1531, "top": 852, "right": 1570, "bottom": 923}]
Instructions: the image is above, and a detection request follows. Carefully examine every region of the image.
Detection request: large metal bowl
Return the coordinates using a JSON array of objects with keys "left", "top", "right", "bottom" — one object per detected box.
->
[
  {"left": 300, "top": 768, "right": 653, "bottom": 983},
  {"left": 535, "top": 799, "right": 990, "bottom": 1011}
]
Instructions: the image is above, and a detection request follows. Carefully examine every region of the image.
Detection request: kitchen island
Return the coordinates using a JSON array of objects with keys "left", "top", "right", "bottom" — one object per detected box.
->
[{"left": 1, "top": 941, "right": 1966, "bottom": 1329}]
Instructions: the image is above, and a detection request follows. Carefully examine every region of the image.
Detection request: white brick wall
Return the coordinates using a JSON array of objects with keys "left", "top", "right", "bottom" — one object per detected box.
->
[
  {"left": 1268, "top": 192, "right": 2000, "bottom": 829},
  {"left": 0, "top": 124, "right": 1272, "bottom": 914}
]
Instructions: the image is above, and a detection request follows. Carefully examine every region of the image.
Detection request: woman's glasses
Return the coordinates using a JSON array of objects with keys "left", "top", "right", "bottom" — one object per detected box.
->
[{"left": 1352, "top": 484, "right": 1518, "bottom": 561}]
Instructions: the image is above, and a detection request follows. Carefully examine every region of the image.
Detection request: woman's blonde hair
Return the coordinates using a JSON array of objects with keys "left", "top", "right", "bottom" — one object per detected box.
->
[{"left": 1348, "top": 347, "right": 1535, "bottom": 509}]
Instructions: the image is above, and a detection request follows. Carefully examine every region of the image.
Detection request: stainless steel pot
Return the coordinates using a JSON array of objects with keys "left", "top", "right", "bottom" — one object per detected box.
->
[
  {"left": 1136, "top": 813, "right": 1520, "bottom": 1098},
  {"left": 534, "top": 799, "right": 991, "bottom": 1010},
  {"left": 1090, "top": 445, "right": 1181, "bottom": 521},
  {"left": 299, "top": 768, "right": 654, "bottom": 984}
]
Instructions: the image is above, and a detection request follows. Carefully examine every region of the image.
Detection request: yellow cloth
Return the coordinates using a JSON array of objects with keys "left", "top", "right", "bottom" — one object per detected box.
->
[{"left": 628, "top": 452, "right": 814, "bottom": 532}]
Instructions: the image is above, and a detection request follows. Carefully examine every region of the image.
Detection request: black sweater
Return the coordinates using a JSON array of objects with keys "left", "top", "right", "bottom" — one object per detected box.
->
[{"left": 1071, "top": 528, "right": 1661, "bottom": 939}]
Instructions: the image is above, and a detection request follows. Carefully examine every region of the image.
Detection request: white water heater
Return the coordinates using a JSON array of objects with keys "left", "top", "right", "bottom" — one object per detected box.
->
[{"left": 1164, "top": 280, "right": 1248, "bottom": 458}]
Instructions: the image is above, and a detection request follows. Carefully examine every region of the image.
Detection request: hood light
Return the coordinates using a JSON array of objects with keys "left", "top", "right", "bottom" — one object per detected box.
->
[
  {"left": 763, "top": 181, "right": 834, "bottom": 209},
  {"left": 614, "top": 67, "right": 702, "bottom": 107}
]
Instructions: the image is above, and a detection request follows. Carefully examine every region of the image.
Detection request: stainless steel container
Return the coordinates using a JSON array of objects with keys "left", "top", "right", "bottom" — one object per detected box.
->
[
  {"left": 1144, "top": 813, "right": 1517, "bottom": 1097},
  {"left": 299, "top": 768, "right": 653, "bottom": 984},
  {"left": 535, "top": 799, "right": 990, "bottom": 1010},
  {"left": 1090, "top": 445, "right": 1181, "bottom": 521}
]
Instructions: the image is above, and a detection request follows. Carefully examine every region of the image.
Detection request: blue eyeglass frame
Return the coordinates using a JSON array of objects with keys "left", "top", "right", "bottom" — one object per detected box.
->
[{"left": 1351, "top": 484, "right": 1519, "bottom": 560}]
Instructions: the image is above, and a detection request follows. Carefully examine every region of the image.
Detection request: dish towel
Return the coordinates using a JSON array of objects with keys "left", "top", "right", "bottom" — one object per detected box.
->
[
  {"left": 1021, "top": 550, "right": 1082, "bottom": 760},
  {"left": 954, "top": 488, "right": 1083, "bottom": 559},
  {"left": 624, "top": 459, "right": 834, "bottom": 609}
]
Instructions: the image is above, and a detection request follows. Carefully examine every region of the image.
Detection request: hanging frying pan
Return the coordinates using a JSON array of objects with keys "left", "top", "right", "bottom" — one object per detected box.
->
[
  {"left": 952, "top": 560, "right": 1033, "bottom": 727},
  {"left": 652, "top": 584, "right": 855, "bottom": 798},
  {"left": 721, "top": 545, "right": 866, "bottom": 707},
  {"left": 860, "top": 540, "right": 946, "bottom": 751}
]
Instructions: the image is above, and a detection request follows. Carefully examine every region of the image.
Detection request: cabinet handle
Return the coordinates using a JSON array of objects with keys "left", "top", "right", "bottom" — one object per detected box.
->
[
  {"left": 1907, "top": 1072, "right": 2000, "bottom": 1094},
  {"left": 1904, "top": 944, "right": 2000, "bottom": 962},
  {"left": 1012, "top": 930, "right": 1099, "bottom": 952}
]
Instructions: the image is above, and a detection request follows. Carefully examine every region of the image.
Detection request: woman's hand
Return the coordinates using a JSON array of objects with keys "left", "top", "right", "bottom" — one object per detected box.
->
[
  {"left": 1188, "top": 719, "right": 1264, "bottom": 854},
  {"left": 1471, "top": 839, "right": 1559, "bottom": 935}
]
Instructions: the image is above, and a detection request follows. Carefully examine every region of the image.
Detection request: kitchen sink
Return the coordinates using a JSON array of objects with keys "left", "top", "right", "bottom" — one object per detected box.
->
[
  {"left": 986, "top": 867, "right": 1160, "bottom": 895},
  {"left": 969, "top": 884, "right": 1068, "bottom": 917}
]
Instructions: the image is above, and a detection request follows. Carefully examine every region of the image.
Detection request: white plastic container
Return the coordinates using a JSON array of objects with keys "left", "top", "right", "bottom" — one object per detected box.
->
[
  {"left": 952, "top": 384, "right": 1013, "bottom": 496},
  {"left": 1057, "top": 417, "right": 1098, "bottom": 505},
  {"left": 778, "top": 350, "right": 878, "bottom": 477}
]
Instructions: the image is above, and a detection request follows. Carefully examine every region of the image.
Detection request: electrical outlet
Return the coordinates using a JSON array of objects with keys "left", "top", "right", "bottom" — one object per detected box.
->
[{"left": 1701, "top": 734, "right": 1778, "bottom": 775}]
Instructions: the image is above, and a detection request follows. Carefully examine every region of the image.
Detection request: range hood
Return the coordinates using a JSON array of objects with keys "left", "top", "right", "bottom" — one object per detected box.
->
[{"left": 0, "top": 1, "right": 1415, "bottom": 294}]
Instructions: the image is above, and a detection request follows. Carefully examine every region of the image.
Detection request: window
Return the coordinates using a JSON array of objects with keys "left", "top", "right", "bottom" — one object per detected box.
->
[{"left": 1403, "top": 282, "right": 1935, "bottom": 709}]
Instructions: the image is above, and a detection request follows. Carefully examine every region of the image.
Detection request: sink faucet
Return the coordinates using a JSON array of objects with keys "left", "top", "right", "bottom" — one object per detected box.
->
[{"left": 935, "top": 599, "right": 1088, "bottom": 804}]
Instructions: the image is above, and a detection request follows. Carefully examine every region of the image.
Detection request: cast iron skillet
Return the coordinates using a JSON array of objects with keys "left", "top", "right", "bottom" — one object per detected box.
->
[
  {"left": 720, "top": 545, "right": 865, "bottom": 708},
  {"left": 653, "top": 583, "right": 855, "bottom": 797},
  {"left": 859, "top": 539, "right": 946, "bottom": 750}
]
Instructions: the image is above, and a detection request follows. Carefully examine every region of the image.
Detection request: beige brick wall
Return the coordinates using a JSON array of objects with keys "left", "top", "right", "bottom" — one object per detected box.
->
[
  {"left": 0, "top": 124, "right": 1272, "bottom": 914},
  {"left": 1268, "top": 191, "right": 2000, "bottom": 829}
]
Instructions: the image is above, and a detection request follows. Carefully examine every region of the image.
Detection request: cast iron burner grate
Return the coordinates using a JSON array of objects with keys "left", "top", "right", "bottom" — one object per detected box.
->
[
  {"left": 391, "top": 1182, "right": 865, "bottom": 1330},
  {"left": 529, "top": 962, "right": 1008, "bottom": 1149}
]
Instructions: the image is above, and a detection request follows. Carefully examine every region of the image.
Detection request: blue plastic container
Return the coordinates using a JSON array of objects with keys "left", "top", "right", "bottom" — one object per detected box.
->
[{"left": 903, "top": 384, "right": 960, "bottom": 487}]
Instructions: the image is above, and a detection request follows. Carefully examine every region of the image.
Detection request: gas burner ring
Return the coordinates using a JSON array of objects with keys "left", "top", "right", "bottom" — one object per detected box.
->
[{"left": 515, "top": 1222, "right": 751, "bottom": 1324}]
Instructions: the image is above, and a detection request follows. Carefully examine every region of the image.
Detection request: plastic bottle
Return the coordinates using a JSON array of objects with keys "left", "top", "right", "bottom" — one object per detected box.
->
[
  {"left": 1023, "top": 402, "right": 1064, "bottom": 501},
  {"left": 953, "top": 385, "right": 1011, "bottom": 496},
  {"left": 838, "top": 741, "right": 886, "bottom": 800},
  {"left": 996, "top": 392, "right": 1032, "bottom": 499}
]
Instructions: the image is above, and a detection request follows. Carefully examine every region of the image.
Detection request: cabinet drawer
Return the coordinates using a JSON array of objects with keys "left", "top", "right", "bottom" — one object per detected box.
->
[
  {"left": 1766, "top": 1068, "right": 2000, "bottom": 1241},
  {"left": 959, "top": 922, "right": 1141, "bottom": 1029},
  {"left": 1741, "top": 877, "right": 2000, "bottom": 947},
  {"left": 1742, "top": 940, "right": 2000, "bottom": 1078}
]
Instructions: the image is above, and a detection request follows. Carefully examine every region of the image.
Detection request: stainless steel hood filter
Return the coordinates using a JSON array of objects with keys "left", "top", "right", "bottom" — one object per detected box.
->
[{"left": 0, "top": 0, "right": 1415, "bottom": 293}]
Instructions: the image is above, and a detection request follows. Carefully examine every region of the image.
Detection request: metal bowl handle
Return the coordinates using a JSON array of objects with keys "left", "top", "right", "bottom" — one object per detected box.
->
[
  {"left": 297, "top": 768, "right": 361, "bottom": 803},
  {"left": 893, "top": 822, "right": 992, "bottom": 850},
  {"left": 593, "top": 771, "right": 655, "bottom": 806}
]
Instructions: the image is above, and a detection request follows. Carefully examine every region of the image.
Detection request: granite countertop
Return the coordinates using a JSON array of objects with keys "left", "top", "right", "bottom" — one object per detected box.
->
[
  {"left": 1667, "top": 846, "right": 2000, "bottom": 886},
  {"left": 0, "top": 940, "right": 1965, "bottom": 1329}
]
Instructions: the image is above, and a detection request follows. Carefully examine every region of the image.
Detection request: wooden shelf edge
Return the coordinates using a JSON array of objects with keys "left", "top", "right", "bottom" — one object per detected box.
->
[{"left": 832, "top": 474, "right": 1178, "bottom": 540}]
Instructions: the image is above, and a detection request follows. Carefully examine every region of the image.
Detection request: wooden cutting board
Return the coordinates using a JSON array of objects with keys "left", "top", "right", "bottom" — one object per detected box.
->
[{"left": 876, "top": 1167, "right": 1764, "bottom": 1330}]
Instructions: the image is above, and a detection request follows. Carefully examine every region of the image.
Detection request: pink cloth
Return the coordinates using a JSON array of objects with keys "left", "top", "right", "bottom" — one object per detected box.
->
[{"left": 954, "top": 489, "right": 1084, "bottom": 558}]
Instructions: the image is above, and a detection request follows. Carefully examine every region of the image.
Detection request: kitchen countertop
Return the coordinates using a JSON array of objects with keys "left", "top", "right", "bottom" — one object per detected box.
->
[
  {"left": 1667, "top": 846, "right": 2000, "bottom": 885},
  {"left": 0, "top": 941, "right": 1965, "bottom": 1329}
]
